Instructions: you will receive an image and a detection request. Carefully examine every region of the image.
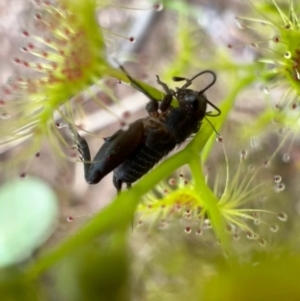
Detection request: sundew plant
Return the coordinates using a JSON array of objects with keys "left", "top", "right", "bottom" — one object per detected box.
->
[{"left": 1, "top": 0, "right": 300, "bottom": 300}]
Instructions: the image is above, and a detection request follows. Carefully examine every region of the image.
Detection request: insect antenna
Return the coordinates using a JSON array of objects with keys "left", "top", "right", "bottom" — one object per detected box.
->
[
  {"left": 173, "top": 71, "right": 220, "bottom": 116},
  {"left": 196, "top": 71, "right": 216, "bottom": 94},
  {"left": 204, "top": 116, "right": 220, "bottom": 137},
  {"left": 206, "top": 100, "right": 221, "bottom": 116},
  {"left": 172, "top": 70, "right": 216, "bottom": 91}
]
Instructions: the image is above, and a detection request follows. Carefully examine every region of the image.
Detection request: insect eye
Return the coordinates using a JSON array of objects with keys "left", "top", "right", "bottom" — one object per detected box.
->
[
  {"left": 180, "top": 93, "right": 198, "bottom": 111},
  {"left": 184, "top": 93, "right": 197, "bottom": 103}
]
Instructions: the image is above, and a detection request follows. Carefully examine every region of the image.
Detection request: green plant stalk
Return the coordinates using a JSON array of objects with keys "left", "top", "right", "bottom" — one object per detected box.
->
[
  {"left": 26, "top": 75, "right": 253, "bottom": 279},
  {"left": 188, "top": 157, "right": 230, "bottom": 249}
]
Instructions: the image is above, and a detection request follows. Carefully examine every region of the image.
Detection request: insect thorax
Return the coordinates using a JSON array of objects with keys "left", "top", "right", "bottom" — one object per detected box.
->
[{"left": 166, "top": 107, "right": 202, "bottom": 144}]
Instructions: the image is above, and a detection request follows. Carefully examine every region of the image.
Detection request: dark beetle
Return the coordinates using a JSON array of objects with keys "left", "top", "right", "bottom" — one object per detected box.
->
[{"left": 73, "top": 67, "right": 220, "bottom": 192}]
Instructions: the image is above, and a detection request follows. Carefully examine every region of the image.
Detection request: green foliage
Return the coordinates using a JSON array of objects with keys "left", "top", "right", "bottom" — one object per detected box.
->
[{"left": 204, "top": 253, "right": 300, "bottom": 301}]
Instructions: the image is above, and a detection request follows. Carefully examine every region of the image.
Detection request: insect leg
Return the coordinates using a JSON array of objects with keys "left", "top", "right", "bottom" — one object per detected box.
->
[
  {"left": 119, "top": 64, "right": 161, "bottom": 117},
  {"left": 69, "top": 125, "right": 92, "bottom": 182},
  {"left": 156, "top": 75, "right": 171, "bottom": 94},
  {"left": 113, "top": 175, "right": 123, "bottom": 193},
  {"left": 156, "top": 75, "right": 173, "bottom": 112},
  {"left": 78, "top": 136, "right": 93, "bottom": 179},
  {"left": 146, "top": 99, "right": 159, "bottom": 117}
]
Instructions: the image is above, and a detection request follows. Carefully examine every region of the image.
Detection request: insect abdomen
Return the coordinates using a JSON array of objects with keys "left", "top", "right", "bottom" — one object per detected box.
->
[{"left": 113, "top": 143, "right": 171, "bottom": 184}]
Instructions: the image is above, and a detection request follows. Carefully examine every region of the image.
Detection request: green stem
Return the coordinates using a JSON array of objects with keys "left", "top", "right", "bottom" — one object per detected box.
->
[{"left": 189, "top": 157, "right": 229, "bottom": 250}]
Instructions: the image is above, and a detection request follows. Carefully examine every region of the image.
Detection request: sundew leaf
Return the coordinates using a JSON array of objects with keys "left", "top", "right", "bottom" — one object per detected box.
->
[
  {"left": 0, "top": 178, "right": 58, "bottom": 267},
  {"left": 0, "top": 0, "right": 110, "bottom": 167}
]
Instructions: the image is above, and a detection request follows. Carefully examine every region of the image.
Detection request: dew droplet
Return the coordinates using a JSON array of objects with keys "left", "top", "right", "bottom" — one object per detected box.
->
[
  {"left": 259, "top": 238, "right": 267, "bottom": 247},
  {"left": 129, "top": 36, "right": 136, "bottom": 43},
  {"left": 226, "top": 224, "right": 233, "bottom": 233},
  {"left": 196, "top": 229, "right": 202, "bottom": 236},
  {"left": 254, "top": 218, "right": 261, "bottom": 225},
  {"left": 290, "top": 103, "right": 297, "bottom": 110},
  {"left": 168, "top": 178, "right": 176, "bottom": 186},
  {"left": 185, "top": 226, "right": 192, "bottom": 234},
  {"left": 282, "top": 153, "right": 290, "bottom": 163},
  {"left": 216, "top": 136, "right": 223, "bottom": 142},
  {"left": 246, "top": 231, "right": 254, "bottom": 239},
  {"left": 270, "top": 224, "right": 279, "bottom": 232},
  {"left": 284, "top": 51, "right": 291, "bottom": 59},
  {"left": 67, "top": 216, "right": 74, "bottom": 222},
  {"left": 56, "top": 122, "right": 66, "bottom": 129},
  {"left": 153, "top": 2, "right": 163, "bottom": 11},
  {"left": 159, "top": 219, "right": 167, "bottom": 229},
  {"left": 274, "top": 182, "right": 285, "bottom": 193},
  {"left": 28, "top": 43, "right": 35, "bottom": 50},
  {"left": 272, "top": 35, "right": 280, "bottom": 43},
  {"left": 0, "top": 113, "right": 10, "bottom": 119},
  {"left": 273, "top": 175, "right": 282, "bottom": 183},
  {"left": 233, "top": 233, "right": 240, "bottom": 240},
  {"left": 20, "top": 46, "right": 29, "bottom": 52},
  {"left": 175, "top": 204, "right": 181, "bottom": 211},
  {"left": 184, "top": 208, "right": 191, "bottom": 217},
  {"left": 13, "top": 57, "right": 21, "bottom": 64},
  {"left": 263, "top": 86, "right": 269, "bottom": 94},
  {"left": 34, "top": 13, "right": 42, "bottom": 20},
  {"left": 20, "top": 172, "right": 27, "bottom": 178},
  {"left": 240, "top": 150, "right": 248, "bottom": 161},
  {"left": 121, "top": 124, "right": 130, "bottom": 131},
  {"left": 22, "top": 29, "right": 30, "bottom": 37},
  {"left": 122, "top": 111, "right": 131, "bottom": 119},
  {"left": 235, "top": 19, "right": 246, "bottom": 29},
  {"left": 119, "top": 121, "right": 126, "bottom": 127},
  {"left": 204, "top": 219, "right": 212, "bottom": 229},
  {"left": 263, "top": 160, "right": 269, "bottom": 168},
  {"left": 277, "top": 212, "right": 288, "bottom": 222}
]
